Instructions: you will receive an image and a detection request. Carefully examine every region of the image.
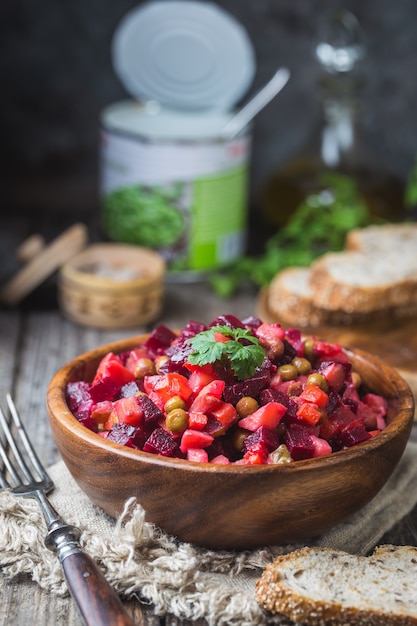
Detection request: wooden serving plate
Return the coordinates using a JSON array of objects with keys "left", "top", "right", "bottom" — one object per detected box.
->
[{"left": 257, "top": 287, "right": 417, "bottom": 417}]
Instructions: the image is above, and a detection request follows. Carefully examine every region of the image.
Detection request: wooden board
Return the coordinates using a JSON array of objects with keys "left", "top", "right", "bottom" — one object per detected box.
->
[{"left": 257, "top": 287, "right": 417, "bottom": 417}]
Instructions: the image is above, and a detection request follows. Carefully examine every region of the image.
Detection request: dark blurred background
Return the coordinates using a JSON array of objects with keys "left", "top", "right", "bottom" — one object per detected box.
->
[{"left": 1, "top": 0, "right": 416, "bottom": 222}]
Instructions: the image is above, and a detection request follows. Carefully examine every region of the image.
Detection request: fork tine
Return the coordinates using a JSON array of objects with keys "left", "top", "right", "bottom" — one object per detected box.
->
[
  {"left": 0, "top": 405, "right": 25, "bottom": 486},
  {"left": 0, "top": 394, "right": 50, "bottom": 487},
  {"left": 6, "top": 394, "right": 50, "bottom": 483}
]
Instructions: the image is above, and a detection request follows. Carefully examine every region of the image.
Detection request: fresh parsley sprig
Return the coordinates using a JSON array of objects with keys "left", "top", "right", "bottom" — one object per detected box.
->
[{"left": 187, "top": 325, "right": 265, "bottom": 380}]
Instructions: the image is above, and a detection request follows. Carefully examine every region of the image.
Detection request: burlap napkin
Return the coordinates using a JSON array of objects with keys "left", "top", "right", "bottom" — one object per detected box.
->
[{"left": 1, "top": 441, "right": 417, "bottom": 626}]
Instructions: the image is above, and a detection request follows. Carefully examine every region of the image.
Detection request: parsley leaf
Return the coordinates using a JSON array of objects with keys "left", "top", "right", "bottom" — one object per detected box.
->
[{"left": 187, "top": 325, "right": 265, "bottom": 380}]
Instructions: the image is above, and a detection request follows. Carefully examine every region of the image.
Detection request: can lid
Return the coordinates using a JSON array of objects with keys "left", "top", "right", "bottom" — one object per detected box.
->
[{"left": 112, "top": 0, "right": 256, "bottom": 111}]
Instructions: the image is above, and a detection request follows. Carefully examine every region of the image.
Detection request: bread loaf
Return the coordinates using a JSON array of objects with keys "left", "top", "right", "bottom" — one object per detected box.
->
[{"left": 256, "top": 545, "right": 417, "bottom": 626}]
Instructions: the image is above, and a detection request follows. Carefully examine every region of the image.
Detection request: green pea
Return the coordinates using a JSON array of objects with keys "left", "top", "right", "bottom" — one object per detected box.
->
[{"left": 165, "top": 408, "right": 188, "bottom": 433}]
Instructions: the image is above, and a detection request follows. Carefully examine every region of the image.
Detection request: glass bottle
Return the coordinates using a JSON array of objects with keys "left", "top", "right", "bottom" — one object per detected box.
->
[{"left": 260, "top": 10, "right": 406, "bottom": 228}]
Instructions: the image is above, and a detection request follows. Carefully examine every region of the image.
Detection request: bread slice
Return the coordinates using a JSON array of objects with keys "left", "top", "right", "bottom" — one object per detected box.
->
[
  {"left": 309, "top": 250, "right": 417, "bottom": 313},
  {"left": 267, "top": 267, "right": 333, "bottom": 327},
  {"left": 256, "top": 545, "right": 417, "bottom": 625},
  {"left": 267, "top": 265, "right": 417, "bottom": 327},
  {"left": 346, "top": 222, "right": 417, "bottom": 255}
]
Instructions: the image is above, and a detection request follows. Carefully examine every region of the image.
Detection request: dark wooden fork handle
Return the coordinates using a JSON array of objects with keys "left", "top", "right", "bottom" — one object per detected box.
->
[
  {"left": 61, "top": 550, "right": 135, "bottom": 626},
  {"left": 47, "top": 525, "right": 136, "bottom": 626}
]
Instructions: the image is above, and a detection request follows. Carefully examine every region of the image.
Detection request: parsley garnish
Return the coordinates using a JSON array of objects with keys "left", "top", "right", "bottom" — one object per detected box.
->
[{"left": 187, "top": 326, "right": 265, "bottom": 380}]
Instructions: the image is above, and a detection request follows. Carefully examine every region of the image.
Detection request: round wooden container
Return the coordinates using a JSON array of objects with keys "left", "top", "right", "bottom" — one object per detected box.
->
[{"left": 58, "top": 244, "right": 165, "bottom": 328}]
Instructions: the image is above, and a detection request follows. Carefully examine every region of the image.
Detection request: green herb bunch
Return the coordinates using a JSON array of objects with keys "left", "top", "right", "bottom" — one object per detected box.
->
[{"left": 210, "top": 172, "right": 371, "bottom": 298}]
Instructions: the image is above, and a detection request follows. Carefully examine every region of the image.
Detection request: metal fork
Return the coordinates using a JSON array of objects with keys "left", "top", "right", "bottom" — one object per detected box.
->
[{"left": 0, "top": 394, "right": 135, "bottom": 626}]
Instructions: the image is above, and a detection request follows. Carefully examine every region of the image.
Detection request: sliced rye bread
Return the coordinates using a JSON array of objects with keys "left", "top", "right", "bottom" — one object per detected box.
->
[
  {"left": 309, "top": 250, "right": 417, "bottom": 313},
  {"left": 267, "top": 265, "right": 417, "bottom": 327},
  {"left": 268, "top": 267, "right": 329, "bottom": 327},
  {"left": 255, "top": 545, "right": 417, "bottom": 626},
  {"left": 346, "top": 222, "right": 417, "bottom": 255}
]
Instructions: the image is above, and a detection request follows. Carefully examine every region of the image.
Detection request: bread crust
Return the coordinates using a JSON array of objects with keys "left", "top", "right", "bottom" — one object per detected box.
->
[{"left": 256, "top": 546, "right": 417, "bottom": 626}]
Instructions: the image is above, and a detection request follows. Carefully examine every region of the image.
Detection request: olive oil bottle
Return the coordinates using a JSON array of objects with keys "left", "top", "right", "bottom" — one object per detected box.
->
[{"left": 261, "top": 10, "right": 406, "bottom": 228}]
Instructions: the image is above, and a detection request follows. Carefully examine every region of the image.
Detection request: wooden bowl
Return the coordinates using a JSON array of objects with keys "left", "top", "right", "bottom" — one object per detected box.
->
[
  {"left": 47, "top": 335, "right": 415, "bottom": 550},
  {"left": 58, "top": 244, "right": 165, "bottom": 329}
]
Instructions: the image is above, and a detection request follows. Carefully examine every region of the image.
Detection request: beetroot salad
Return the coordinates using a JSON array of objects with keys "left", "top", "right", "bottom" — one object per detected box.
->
[{"left": 65, "top": 314, "right": 388, "bottom": 465}]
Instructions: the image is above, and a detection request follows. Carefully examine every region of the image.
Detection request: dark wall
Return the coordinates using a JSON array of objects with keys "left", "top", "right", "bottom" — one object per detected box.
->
[{"left": 1, "top": 0, "right": 416, "bottom": 214}]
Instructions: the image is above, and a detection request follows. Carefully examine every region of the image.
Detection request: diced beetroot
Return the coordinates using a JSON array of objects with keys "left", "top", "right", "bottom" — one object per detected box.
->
[
  {"left": 144, "top": 325, "right": 177, "bottom": 358},
  {"left": 133, "top": 394, "right": 164, "bottom": 426},
  {"left": 284, "top": 340, "right": 300, "bottom": 363},
  {"left": 283, "top": 424, "right": 315, "bottom": 460},
  {"left": 65, "top": 382, "right": 95, "bottom": 429},
  {"left": 188, "top": 411, "right": 208, "bottom": 430},
  {"left": 180, "top": 429, "right": 214, "bottom": 453},
  {"left": 284, "top": 328, "right": 304, "bottom": 356},
  {"left": 124, "top": 347, "right": 150, "bottom": 374},
  {"left": 326, "top": 389, "right": 342, "bottom": 413},
  {"left": 204, "top": 416, "right": 226, "bottom": 438},
  {"left": 311, "top": 436, "right": 332, "bottom": 457},
  {"left": 206, "top": 435, "right": 237, "bottom": 461},
  {"left": 255, "top": 323, "right": 285, "bottom": 360},
  {"left": 91, "top": 353, "right": 135, "bottom": 402},
  {"left": 91, "top": 400, "right": 113, "bottom": 425},
  {"left": 209, "top": 314, "right": 245, "bottom": 329},
  {"left": 209, "top": 401, "right": 238, "bottom": 430},
  {"left": 223, "top": 370, "right": 271, "bottom": 404},
  {"left": 313, "top": 341, "right": 344, "bottom": 360},
  {"left": 241, "top": 316, "right": 262, "bottom": 331},
  {"left": 335, "top": 419, "right": 372, "bottom": 449},
  {"left": 66, "top": 381, "right": 91, "bottom": 413},
  {"left": 165, "top": 338, "right": 194, "bottom": 372},
  {"left": 242, "top": 442, "right": 269, "bottom": 465},
  {"left": 238, "top": 402, "right": 287, "bottom": 432},
  {"left": 342, "top": 382, "right": 361, "bottom": 405},
  {"left": 112, "top": 396, "right": 144, "bottom": 427},
  {"left": 179, "top": 320, "right": 208, "bottom": 338},
  {"left": 143, "top": 427, "right": 178, "bottom": 456},
  {"left": 107, "top": 424, "right": 138, "bottom": 448},
  {"left": 187, "top": 448, "right": 209, "bottom": 463},
  {"left": 255, "top": 322, "right": 285, "bottom": 341},
  {"left": 242, "top": 426, "right": 280, "bottom": 453},
  {"left": 318, "top": 361, "right": 348, "bottom": 392},
  {"left": 144, "top": 372, "right": 193, "bottom": 404},
  {"left": 189, "top": 380, "right": 225, "bottom": 412},
  {"left": 210, "top": 454, "right": 231, "bottom": 465},
  {"left": 89, "top": 378, "right": 120, "bottom": 403},
  {"left": 187, "top": 366, "right": 218, "bottom": 395},
  {"left": 259, "top": 387, "right": 285, "bottom": 405},
  {"left": 119, "top": 380, "right": 144, "bottom": 398},
  {"left": 361, "top": 393, "right": 388, "bottom": 419},
  {"left": 319, "top": 403, "right": 358, "bottom": 441},
  {"left": 147, "top": 390, "right": 165, "bottom": 411}
]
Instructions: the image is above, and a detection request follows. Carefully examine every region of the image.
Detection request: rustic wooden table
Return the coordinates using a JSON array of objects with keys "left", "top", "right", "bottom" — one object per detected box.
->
[{"left": 1, "top": 213, "right": 417, "bottom": 625}]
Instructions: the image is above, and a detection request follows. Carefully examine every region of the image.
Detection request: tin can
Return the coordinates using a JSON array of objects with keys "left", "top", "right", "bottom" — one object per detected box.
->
[{"left": 100, "top": 101, "right": 251, "bottom": 277}]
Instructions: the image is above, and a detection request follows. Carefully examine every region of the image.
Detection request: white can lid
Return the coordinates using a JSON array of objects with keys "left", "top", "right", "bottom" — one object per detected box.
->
[{"left": 112, "top": 0, "right": 256, "bottom": 111}]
